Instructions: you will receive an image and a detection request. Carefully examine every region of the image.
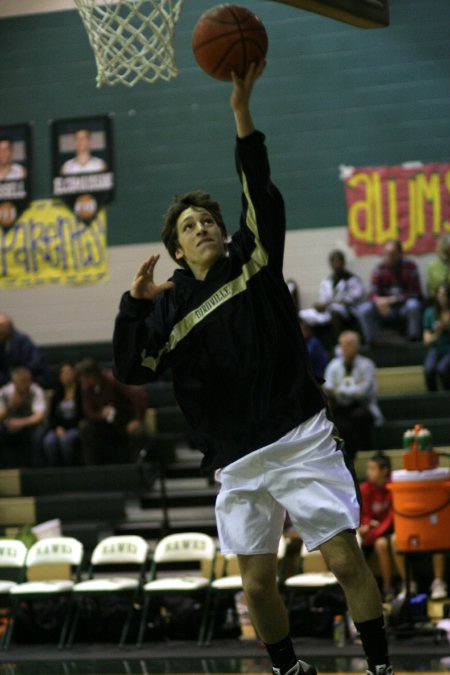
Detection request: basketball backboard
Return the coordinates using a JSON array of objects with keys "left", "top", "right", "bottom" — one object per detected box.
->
[{"left": 271, "top": 0, "right": 389, "bottom": 28}]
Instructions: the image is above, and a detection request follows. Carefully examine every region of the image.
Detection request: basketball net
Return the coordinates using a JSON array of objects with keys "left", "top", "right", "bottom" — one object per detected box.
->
[{"left": 74, "top": 0, "right": 184, "bottom": 87}]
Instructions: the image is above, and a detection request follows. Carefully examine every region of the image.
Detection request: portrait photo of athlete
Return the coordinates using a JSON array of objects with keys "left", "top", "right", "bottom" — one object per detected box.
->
[
  {"left": 0, "top": 136, "right": 27, "bottom": 180},
  {"left": 60, "top": 127, "right": 107, "bottom": 176},
  {"left": 112, "top": 62, "right": 394, "bottom": 675},
  {"left": 52, "top": 115, "right": 114, "bottom": 223}
]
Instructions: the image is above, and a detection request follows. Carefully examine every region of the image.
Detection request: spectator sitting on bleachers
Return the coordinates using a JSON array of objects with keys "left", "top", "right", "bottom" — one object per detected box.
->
[
  {"left": 42, "top": 362, "right": 84, "bottom": 466},
  {"left": 356, "top": 240, "right": 422, "bottom": 344},
  {"left": 359, "top": 453, "right": 395, "bottom": 600},
  {"left": 0, "top": 366, "right": 47, "bottom": 467},
  {"left": 422, "top": 281, "right": 450, "bottom": 391},
  {"left": 0, "top": 314, "right": 51, "bottom": 388},
  {"left": 76, "top": 357, "right": 149, "bottom": 465},
  {"left": 299, "top": 250, "right": 364, "bottom": 348},
  {"left": 426, "top": 233, "right": 450, "bottom": 299},
  {"left": 299, "top": 319, "right": 329, "bottom": 381},
  {"left": 323, "top": 331, "right": 383, "bottom": 461}
]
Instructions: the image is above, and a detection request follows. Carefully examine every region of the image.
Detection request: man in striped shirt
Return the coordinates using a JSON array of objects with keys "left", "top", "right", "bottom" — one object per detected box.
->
[{"left": 356, "top": 240, "right": 422, "bottom": 344}]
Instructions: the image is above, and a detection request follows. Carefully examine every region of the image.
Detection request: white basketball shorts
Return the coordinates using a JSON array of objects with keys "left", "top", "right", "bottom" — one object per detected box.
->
[{"left": 215, "top": 408, "right": 361, "bottom": 555}]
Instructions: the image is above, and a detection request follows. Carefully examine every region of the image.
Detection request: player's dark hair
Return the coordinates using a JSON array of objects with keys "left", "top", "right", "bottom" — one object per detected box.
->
[
  {"left": 0, "top": 137, "right": 13, "bottom": 145},
  {"left": 369, "top": 452, "right": 391, "bottom": 473},
  {"left": 161, "top": 190, "right": 227, "bottom": 268}
]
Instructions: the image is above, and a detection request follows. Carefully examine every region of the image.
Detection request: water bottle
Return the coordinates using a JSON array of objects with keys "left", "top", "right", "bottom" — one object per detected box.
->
[{"left": 333, "top": 614, "right": 346, "bottom": 647}]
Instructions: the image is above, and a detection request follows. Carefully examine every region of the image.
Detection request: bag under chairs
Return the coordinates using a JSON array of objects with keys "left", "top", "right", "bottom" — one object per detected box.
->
[
  {"left": 65, "top": 534, "right": 149, "bottom": 648},
  {"left": 136, "top": 531, "right": 217, "bottom": 647},
  {"left": 4, "top": 536, "right": 83, "bottom": 649}
]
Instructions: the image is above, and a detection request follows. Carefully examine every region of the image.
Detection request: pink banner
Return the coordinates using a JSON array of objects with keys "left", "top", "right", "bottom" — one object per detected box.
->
[{"left": 344, "top": 162, "right": 450, "bottom": 255}]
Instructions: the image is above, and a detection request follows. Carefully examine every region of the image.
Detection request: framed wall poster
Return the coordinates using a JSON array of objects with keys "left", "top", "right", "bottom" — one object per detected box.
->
[
  {"left": 0, "top": 124, "right": 31, "bottom": 230},
  {"left": 52, "top": 115, "right": 114, "bottom": 223}
]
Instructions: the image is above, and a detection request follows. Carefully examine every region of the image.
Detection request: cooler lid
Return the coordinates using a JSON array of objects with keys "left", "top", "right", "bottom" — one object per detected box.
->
[{"left": 392, "top": 467, "right": 450, "bottom": 482}]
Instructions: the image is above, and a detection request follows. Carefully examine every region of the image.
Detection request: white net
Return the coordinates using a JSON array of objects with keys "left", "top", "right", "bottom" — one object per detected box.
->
[{"left": 74, "top": 0, "right": 184, "bottom": 87}]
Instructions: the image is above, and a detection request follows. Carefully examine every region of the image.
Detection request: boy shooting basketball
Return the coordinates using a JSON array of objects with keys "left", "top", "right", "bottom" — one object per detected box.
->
[{"left": 113, "top": 62, "right": 393, "bottom": 675}]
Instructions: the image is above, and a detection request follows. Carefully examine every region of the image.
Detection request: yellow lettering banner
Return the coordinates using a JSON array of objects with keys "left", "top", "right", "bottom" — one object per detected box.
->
[
  {"left": 344, "top": 162, "right": 450, "bottom": 255},
  {"left": 0, "top": 199, "right": 108, "bottom": 288}
]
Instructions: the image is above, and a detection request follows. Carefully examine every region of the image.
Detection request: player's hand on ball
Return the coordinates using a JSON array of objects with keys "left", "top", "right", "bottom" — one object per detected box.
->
[
  {"left": 131, "top": 254, "right": 174, "bottom": 301},
  {"left": 230, "top": 60, "right": 266, "bottom": 112}
]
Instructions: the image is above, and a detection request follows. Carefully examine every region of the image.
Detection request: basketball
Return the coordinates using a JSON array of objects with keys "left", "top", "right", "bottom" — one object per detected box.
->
[{"left": 192, "top": 4, "right": 268, "bottom": 81}]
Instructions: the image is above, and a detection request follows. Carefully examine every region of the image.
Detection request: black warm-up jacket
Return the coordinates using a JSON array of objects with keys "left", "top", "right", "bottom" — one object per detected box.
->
[{"left": 113, "top": 130, "right": 326, "bottom": 475}]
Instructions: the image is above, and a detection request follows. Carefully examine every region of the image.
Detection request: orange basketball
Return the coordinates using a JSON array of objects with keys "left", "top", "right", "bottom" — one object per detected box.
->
[{"left": 192, "top": 4, "right": 268, "bottom": 81}]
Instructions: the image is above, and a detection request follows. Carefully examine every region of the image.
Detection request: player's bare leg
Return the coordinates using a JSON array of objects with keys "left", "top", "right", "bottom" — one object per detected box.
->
[
  {"left": 320, "top": 530, "right": 382, "bottom": 620},
  {"left": 320, "top": 530, "right": 393, "bottom": 674},
  {"left": 238, "top": 553, "right": 317, "bottom": 675},
  {"left": 237, "top": 553, "right": 287, "bottom": 641}
]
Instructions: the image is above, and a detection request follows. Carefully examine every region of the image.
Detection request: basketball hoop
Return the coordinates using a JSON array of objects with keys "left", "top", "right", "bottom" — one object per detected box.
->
[{"left": 74, "top": 0, "right": 184, "bottom": 87}]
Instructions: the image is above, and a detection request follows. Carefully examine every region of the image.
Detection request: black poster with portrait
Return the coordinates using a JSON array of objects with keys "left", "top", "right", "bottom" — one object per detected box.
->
[
  {"left": 0, "top": 124, "right": 31, "bottom": 230},
  {"left": 52, "top": 115, "right": 114, "bottom": 223}
]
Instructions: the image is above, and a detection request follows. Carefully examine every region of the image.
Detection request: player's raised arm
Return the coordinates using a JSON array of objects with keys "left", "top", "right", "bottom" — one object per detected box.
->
[
  {"left": 230, "top": 60, "right": 266, "bottom": 139},
  {"left": 130, "top": 254, "right": 174, "bottom": 301},
  {"left": 113, "top": 254, "right": 174, "bottom": 384}
]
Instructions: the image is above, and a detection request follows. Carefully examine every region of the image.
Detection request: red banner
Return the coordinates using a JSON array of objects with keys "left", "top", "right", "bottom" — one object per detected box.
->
[{"left": 344, "top": 162, "right": 450, "bottom": 255}]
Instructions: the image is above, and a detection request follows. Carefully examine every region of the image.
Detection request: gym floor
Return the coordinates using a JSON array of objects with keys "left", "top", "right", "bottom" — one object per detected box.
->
[{"left": 1, "top": 637, "right": 449, "bottom": 674}]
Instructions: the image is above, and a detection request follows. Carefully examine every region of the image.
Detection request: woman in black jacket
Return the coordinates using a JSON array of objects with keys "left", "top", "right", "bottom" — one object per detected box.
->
[{"left": 42, "top": 362, "right": 83, "bottom": 466}]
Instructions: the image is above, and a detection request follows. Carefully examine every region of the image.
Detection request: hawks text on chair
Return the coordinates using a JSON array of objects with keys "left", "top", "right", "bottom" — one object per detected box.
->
[
  {"left": 136, "top": 532, "right": 216, "bottom": 647},
  {"left": 65, "top": 534, "right": 149, "bottom": 648},
  {"left": 4, "top": 536, "right": 83, "bottom": 649}
]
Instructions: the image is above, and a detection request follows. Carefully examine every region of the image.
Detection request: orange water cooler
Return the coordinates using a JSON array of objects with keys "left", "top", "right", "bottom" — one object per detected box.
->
[{"left": 388, "top": 425, "right": 450, "bottom": 551}]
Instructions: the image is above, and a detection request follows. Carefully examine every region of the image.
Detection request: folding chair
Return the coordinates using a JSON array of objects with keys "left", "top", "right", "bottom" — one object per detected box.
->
[
  {"left": 0, "top": 540, "right": 27, "bottom": 649},
  {"left": 136, "top": 531, "right": 216, "bottom": 647},
  {"left": 65, "top": 534, "right": 149, "bottom": 647},
  {"left": 203, "top": 553, "right": 242, "bottom": 645},
  {"left": 282, "top": 543, "right": 339, "bottom": 613},
  {"left": 0, "top": 539, "right": 28, "bottom": 593},
  {"left": 205, "top": 537, "right": 288, "bottom": 645},
  {"left": 4, "top": 536, "right": 83, "bottom": 649}
]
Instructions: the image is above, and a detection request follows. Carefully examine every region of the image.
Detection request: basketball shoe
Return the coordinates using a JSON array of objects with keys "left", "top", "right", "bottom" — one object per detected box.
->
[
  {"left": 272, "top": 660, "right": 318, "bottom": 675},
  {"left": 367, "top": 666, "right": 394, "bottom": 675}
]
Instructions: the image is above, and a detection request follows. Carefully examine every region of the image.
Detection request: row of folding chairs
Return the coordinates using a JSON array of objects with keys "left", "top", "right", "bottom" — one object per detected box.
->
[
  {"left": 0, "top": 532, "right": 217, "bottom": 649},
  {"left": 0, "top": 532, "right": 340, "bottom": 650}
]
